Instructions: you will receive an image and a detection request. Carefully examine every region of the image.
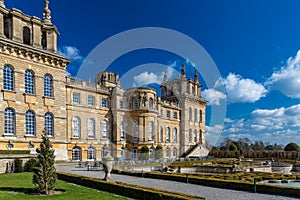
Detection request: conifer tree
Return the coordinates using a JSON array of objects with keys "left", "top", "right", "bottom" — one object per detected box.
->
[{"left": 32, "top": 131, "right": 57, "bottom": 195}]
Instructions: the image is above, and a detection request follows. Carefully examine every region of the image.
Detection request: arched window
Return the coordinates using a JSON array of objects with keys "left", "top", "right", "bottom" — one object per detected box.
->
[
  {"left": 148, "top": 98, "right": 153, "bottom": 110},
  {"left": 121, "top": 147, "right": 125, "bottom": 160},
  {"left": 149, "top": 121, "right": 154, "bottom": 140},
  {"left": 102, "top": 145, "right": 108, "bottom": 157},
  {"left": 87, "top": 147, "right": 96, "bottom": 160},
  {"left": 25, "top": 70, "right": 34, "bottom": 94},
  {"left": 4, "top": 108, "right": 15, "bottom": 135},
  {"left": 132, "top": 121, "right": 138, "bottom": 140},
  {"left": 3, "top": 65, "right": 14, "bottom": 91},
  {"left": 173, "top": 148, "right": 177, "bottom": 157},
  {"left": 131, "top": 147, "right": 138, "bottom": 159},
  {"left": 45, "top": 112, "right": 54, "bottom": 136},
  {"left": 199, "top": 109, "right": 203, "bottom": 122},
  {"left": 121, "top": 121, "right": 126, "bottom": 139},
  {"left": 44, "top": 74, "right": 53, "bottom": 97},
  {"left": 194, "top": 129, "right": 197, "bottom": 142},
  {"left": 160, "top": 126, "right": 163, "bottom": 142},
  {"left": 72, "top": 147, "right": 81, "bottom": 161},
  {"left": 73, "top": 117, "right": 80, "bottom": 138},
  {"left": 23, "top": 26, "right": 30, "bottom": 45},
  {"left": 189, "top": 108, "right": 192, "bottom": 121},
  {"left": 166, "top": 127, "right": 170, "bottom": 142},
  {"left": 133, "top": 98, "right": 139, "bottom": 109},
  {"left": 173, "top": 128, "right": 177, "bottom": 142},
  {"left": 150, "top": 146, "right": 155, "bottom": 159},
  {"left": 102, "top": 120, "right": 108, "bottom": 138},
  {"left": 194, "top": 108, "right": 197, "bottom": 122},
  {"left": 26, "top": 110, "right": 35, "bottom": 136},
  {"left": 199, "top": 130, "right": 203, "bottom": 143},
  {"left": 189, "top": 129, "right": 192, "bottom": 142},
  {"left": 88, "top": 118, "right": 95, "bottom": 138},
  {"left": 166, "top": 148, "right": 170, "bottom": 157}
]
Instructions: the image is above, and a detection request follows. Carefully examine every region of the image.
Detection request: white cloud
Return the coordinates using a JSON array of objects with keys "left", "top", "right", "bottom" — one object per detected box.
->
[
  {"left": 217, "top": 73, "right": 268, "bottom": 103},
  {"left": 58, "top": 46, "right": 83, "bottom": 61},
  {"left": 133, "top": 67, "right": 174, "bottom": 87},
  {"left": 202, "top": 89, "right": 226, "bottom": 105},
  {"left": 265, "top": 50, "right": 300, "bottom": 98}
]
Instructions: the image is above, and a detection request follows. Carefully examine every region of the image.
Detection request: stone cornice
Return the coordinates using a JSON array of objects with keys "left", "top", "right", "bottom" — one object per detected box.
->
[{"left": 0, "top": 37, "right": 70, "bottom": 69}]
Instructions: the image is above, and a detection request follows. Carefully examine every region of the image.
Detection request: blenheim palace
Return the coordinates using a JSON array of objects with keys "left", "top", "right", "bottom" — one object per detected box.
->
[{"left": 0, "top": 1, "right": 208, "bottom": 161}]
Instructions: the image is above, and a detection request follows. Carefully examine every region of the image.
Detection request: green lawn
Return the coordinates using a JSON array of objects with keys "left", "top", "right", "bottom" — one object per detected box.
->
[{"left": 0, "top": 172, "right": 131, "bottom": 200}]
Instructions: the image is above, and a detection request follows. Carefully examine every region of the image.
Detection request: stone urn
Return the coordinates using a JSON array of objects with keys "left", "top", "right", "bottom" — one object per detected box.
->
[{"left": 102, "top": 152, "right": 114, "bottom": 181}]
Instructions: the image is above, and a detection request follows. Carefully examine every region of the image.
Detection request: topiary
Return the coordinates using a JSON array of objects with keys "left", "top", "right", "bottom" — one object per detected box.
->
[
  {"left": 25, "top": 158, "right": 37, "bottom": 172},
  {"left": 155, "top": 145, "right": 163, "bottom": 159},
  {"left": 229, "top": 143, "right": 238, "bottom": 151},
  {"left": 14, "top": 158, "right": 23, "bottom": 173},
  {"left": 140, "top": 145, "right": 149, "bottom": 160},
  {"left": 284, "top": 142, "right": 300, "bottom": 152}
]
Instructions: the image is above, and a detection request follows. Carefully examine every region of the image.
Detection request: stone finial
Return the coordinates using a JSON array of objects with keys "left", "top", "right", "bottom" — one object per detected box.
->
[
  {"left": 0, "top": 0, "right": 5, "bottom": 7},
  {"left": 181, "top": 64, "right": 186, "bottom": 77},
  {"left": 194, "top": 70, "right": 198, "bottom": 83},
  {"left": 43, "top": 0, "right": 52, "bottom": 24},
  {"left": 163, "top": 70, "right": 168, "bottom": 82}
]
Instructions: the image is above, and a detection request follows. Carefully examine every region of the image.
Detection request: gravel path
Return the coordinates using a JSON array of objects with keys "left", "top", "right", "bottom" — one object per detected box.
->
[{"left": 56, "top": 164, "right": 299, "bottom": 200}]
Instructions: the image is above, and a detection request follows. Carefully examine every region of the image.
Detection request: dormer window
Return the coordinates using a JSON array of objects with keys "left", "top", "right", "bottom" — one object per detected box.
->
[{"left": 23, "top": 26, "right": 31, "bottom": 45}]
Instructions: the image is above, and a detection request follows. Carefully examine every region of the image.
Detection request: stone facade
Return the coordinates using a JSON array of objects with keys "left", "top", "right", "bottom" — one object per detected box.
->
[{"left": 0, "top": 2, "right": 208, "bottom": 162}]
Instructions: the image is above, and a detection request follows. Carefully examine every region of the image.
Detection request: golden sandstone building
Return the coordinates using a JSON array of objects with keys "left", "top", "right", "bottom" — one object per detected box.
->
[{"left": 0, "top": 1, "right": 208, "bottom": 161}]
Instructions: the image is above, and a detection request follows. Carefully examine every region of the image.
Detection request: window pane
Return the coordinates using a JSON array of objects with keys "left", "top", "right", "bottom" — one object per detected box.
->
[
  {"left": 73, "top": 93, "right": 80, "bottom": 104},
  {"left": 149, "top": 121, "right": 154, "bottom": 140},
  {"left": 25, "top": 70, "right": 34, "bottom": 94},
  {"left": 44, "top": 74, "right": 53, "bottom": 97},
  {"left": 166, "top": 127, "right": 170, "bottom": 142},
  {"left": 121, "top": 121, "right": 126, "bottom": 139},
  {"left": 102, "top": 120, "right": 108, "bottom": 138},
  {"left": 133, "top": 98, "right": 139, "bottom": 109},
  {"left": 173, "top": 128, "right": 177, "bottom": 142},
  {"left": 102, "top": 98, "right": 107, "bottom": 108},
  {"left": 88, "top": 118, "right": 95, "bottom": 138},
  {"left": 4, "top": 108, "right": 15, "bottom": 135},
  {"left": 3, "top": 65, "right": 14, "bottom": 91},
  {"left": 26, "top": 110, "right": 35, "bottom": 136},
  {"left": 88, "top": 95, "right": 94, "bottom": 106},
  {"left": 73, "top": 117, "right": 80, "bottom": 138},
  {"left": 132, "top": 121, "right": 138, "bottom": 140},
  {"left": 45, "top": 112, "right": 54, "bottom": 136}
]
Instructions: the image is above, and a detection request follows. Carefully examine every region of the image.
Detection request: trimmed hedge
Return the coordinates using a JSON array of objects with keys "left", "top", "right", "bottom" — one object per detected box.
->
[
  {"left": 56, "top": 172, "right": 204, "bottom": 200},
  {"left": 113, "top": 170, "right": 300, "bottom": 198},
  {"left": 0, "top": 150, "right": 31, "bottom": 155}
]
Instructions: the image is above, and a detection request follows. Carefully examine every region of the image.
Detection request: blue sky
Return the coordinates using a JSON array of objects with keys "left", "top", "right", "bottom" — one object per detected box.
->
[{"left": 6, "top": 0, "right": 300, "bottom": 146}]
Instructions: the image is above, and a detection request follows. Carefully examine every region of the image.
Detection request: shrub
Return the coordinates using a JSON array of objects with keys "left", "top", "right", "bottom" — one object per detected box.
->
[
  {"left": 0, "top": 150, "right": 30, "bottom": 154},
  {"left": 229, "top": 143, "right": 238, "bottom": 151},
  {"left": 140, "top": 145, "right": 149, "bottom": 160},
  {"left": 25, "top": 158, "right": 37, "bottom": 172},
  {"left": 155, "top": 145, "right": 163, "bottom": 159},
  {"left": 284, "top": 143, "right": 300, "bottom": 152},
  {"left": 14, "top": 158, "right": 23, "bottom": 173}
]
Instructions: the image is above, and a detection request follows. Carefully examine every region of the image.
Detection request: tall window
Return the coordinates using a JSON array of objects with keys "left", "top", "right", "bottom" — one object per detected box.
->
[
  {"left": 73, "top": 93, "right": 80, "bottom": 104},
  {"left": 26, "top": 110, "right": 35, "bottom": 136},
  {"left": 173, "top": 112, "right": 177, "bottom": 119},
  {"left": 102, "top": 98, "right": 107, "bottom": 108},
  {"left": 166, "top": 148, "right": 170, "bottom": 157},
  {"left": 148, "top": 98, "right": 153, "bottom": 110},
  {"left": 166, "top": 110, "right": 170, "bottom": 118},
  {"left": 166, "top": 127, "right": 170, "bottom": 142},
  {"left": 102, "top": 146, "right": 108, "bottom": 157},
  {"left": 194, "top": 108, "right": 197, "bottom": 122},
  {"left": 25, "top": 70, "right": 34, "bottom": 94},
  {"left": 44, "top": 74, "right": 53, "bottom": 97},
  {"left": 72, "top": 147, "right": 81, "bottom": 161},
  {"left": 73, "top": 117, "right": 80, "bottom": 138},
  {"left": 173, "top": 148, "right": 177, "bottom": 157},
  {"left": 149, "top": 121, "right": 154, "bottom": 140},
  {"left": 121, "top": 121, "right": 126, "bottom": 139},
  {"left": 45, "top": 112, "right": 54, "bottom": 136},
  {"left": 88, "top": 95, "right": 94, "bottom": 106},
  {"left": 189, "top": 129, "right": 192, "bottom": 142},
  {"left": 133, "top": 98, "right": 139, "bottom": 109},
  {"left": 160, "top": 127, "right": 163, "bottom": 142},
  {"left": 132, "top": 121, "right": 138, "bottom": 140},
  {"left": 131, "top": 147, "right": 138, "bottom": 159},
  {"left": 199, "top": 130, "right": 203, "bottom": 143},
  {"left": 121, "top": 147, "right": 125, "bottom": 160},
  {"left": 194, "top": 129, "right": 197, "bottom": 142},
  {"left": 23, "top": 26, "right": 30, "bottom": 45},
  {"left": 87, "top": 147, "right": 95, "bottom": 160},
  {"left": 173, "top": 128, "right": 177, "bottom": 142},
  {"left": 3, "top": 65, "right": 14, "bottom": 91},
  {"left": 199, "top": 109, "right": 203, "bottom": 122},
  {"left": 4, "top": 108, "right": 15, "bottom": 135},
  {"left": 189, "top": 108, "right": 192, "bottom": 121},
  {"left": 88, "top": 118, "right": 95, "bottom": 138},
  {"left": 120, "top": 100, "right": 124, "bottom": 109},
  {"left": 102, "top": 120, "right": 108, "bottom": 138}
]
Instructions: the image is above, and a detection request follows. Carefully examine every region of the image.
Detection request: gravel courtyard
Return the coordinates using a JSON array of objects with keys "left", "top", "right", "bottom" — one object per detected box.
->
[{"left": 56, "top": 164, "right": 299, "bottom": 200}]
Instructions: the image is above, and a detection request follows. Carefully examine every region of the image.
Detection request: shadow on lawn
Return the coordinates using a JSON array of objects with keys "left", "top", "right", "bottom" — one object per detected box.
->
[{"left": 0, "top": 187, "right": 65, "bottom": 195}]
